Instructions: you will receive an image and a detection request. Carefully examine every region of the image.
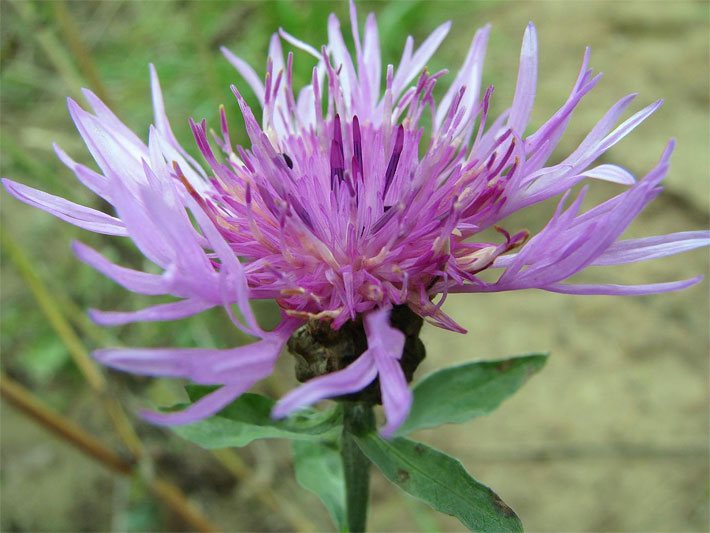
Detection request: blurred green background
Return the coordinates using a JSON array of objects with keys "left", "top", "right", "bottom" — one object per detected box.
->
[{"left": 1, "top": 0, "right": 708, "bottom": 531}]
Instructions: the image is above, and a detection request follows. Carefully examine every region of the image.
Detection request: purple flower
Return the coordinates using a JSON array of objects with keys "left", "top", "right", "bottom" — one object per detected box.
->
[{"left": 4, "top": 2, "right": 708, "bottom": 437}]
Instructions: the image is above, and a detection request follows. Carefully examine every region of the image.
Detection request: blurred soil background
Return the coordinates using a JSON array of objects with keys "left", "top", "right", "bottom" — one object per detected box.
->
[{"left": 1, "top": 1, "right": 708, "bottom": 531}]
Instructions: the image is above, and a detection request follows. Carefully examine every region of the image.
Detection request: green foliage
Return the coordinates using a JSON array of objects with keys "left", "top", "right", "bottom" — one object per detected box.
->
[
  {"left": 293, "top": 440, "right": 347, "bottom": 532},
  {"left": 19, "top": 336, "right": 70, "bottom": 384},
  {"left": 172, "top": 356, "right": 546, "bottom": 529},
  {"left": 166, "top": 355, "right": 547, "bottom": 530},
  {"left": 169, "top": 387, "right": 341, "bottom": 449},
  {"left": 398, "top": 354, "right": 548, "bottom": 435},
  {"left": 355, "top": 434, "right": 523, "bottom": 533}
]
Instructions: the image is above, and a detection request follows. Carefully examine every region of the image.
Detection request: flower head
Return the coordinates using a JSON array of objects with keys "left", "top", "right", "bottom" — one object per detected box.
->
[{"left": 4, "top": 2, "right": 708, "bottom": 436}]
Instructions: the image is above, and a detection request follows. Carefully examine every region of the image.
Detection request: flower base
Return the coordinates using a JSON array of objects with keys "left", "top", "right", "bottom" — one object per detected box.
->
[{"left": 287, "top": 305, "right": 426, "bottom": 404}]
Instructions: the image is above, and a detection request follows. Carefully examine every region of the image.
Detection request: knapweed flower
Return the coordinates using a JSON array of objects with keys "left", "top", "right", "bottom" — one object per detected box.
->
[{"left": 4, "top": 3, "right": 708, "bottom": 437}]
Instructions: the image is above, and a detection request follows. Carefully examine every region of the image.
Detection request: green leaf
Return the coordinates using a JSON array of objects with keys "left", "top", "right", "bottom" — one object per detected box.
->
[
  {"left": 292, "top": 440, "right": 347, "bottom": 532},
  {"left": 398, "top": 353, "right": 548, "bottom": 435},
  {"left": 169, "top": 387, "right": 342, "bottom": 449},
  {"left": 355, "top": 434, "right": 522, "bottom": 533},
  {"left": 22, "top": 336, "right": 70, "bottom": 384}
]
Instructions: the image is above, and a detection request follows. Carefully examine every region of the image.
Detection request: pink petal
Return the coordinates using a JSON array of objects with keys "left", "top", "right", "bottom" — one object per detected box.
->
[
  {"left": 507, "top": 22, "right": 538, "bottom": 134},
  {"left": 141, "top": 383, "right": 247, "bottom": 426},
  {"left": 592, "top": 231, "right": 710, "bottom": 266},
  {"left": 363, "top": 307, "right": 409, "bottom": 437},
  {"left": 579, "top": 164, "right": 636, "bottom": 185},
  {"left": 545, "top": 277, "right": 703, "bottom": 295},
  {"left": 220, "top": 47, "right": 266, "bottom": 104},
  {"left": 94, "top": 338, "right": 278, "bottom": 384},
  {"left": 436, "top": 24, "right": 490, "bottom": 129},
  {"left": 392, "top": 21, "right": 451, "bottom": 96},
  {"left": 72, "top": 241, "right": 169, "bottom": 296},
  {"left": 272, "top": 351, "right": 378, "bottom": 419},
  {"left": 2, "top": 178, "right": 128, "bottom": 236},
  {"left": 89, "top": 298, "right": 214, "bottom": 326},
  {"left": 374, "top": 353, "right": 411, "bottom": 438},
  {"left": 53, "top": 143, "right": 113, "bottom": 202}
]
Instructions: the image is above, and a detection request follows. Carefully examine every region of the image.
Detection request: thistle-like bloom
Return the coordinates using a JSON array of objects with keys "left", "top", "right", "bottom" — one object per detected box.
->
[{"left": 4, "top": 3, "right": 708, "bottom": 436}]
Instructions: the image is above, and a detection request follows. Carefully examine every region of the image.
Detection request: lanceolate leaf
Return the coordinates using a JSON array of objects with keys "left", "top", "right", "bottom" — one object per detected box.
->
[
  {"left": 355, "top": 434, "right": 523, "bottom": 532},
  {"left": 293, "top": 440, "right": 347, "bottom": 532},
  {"left": 398, "top": 353, "right": 548, "bottom": 435},
  {"left": 169, "top": 387, "right": 341, "bottom": 448}
]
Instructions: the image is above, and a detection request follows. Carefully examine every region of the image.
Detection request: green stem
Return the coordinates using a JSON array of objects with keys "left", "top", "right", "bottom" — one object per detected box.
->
[{"left": 341, "top": 402, "right": 374, "bottom": 533}]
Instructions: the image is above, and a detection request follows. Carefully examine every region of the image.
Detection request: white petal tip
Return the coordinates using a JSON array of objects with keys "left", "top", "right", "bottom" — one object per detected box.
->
[
  {"left": 623, "top": 93, "right": 639, "bottom": 102},
  {"left": 1, "top": 177, "right": 15, "bottom": 191},
  {"left": 524, "top": 22, "right": 537, "bottom": 39},
  {"left": 270, "top": 403, "right": 290, "bottom": 420},
  {"left": 434, "top": 21, "right": 452, "bottom": 37},
  {"left": 522, "top": 23, "right": 538, "bottom": 52},
  {"left": 662, "top": 139, "right": 676, "bottom": 158},
  {"left": 66, "top": 97, "right": 80, "bottom": 110},
  {"left": 52, "top": 142, "right": 66, "bottom": 157}
]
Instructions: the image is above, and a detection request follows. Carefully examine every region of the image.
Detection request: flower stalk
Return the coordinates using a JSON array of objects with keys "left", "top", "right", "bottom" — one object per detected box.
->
[{"left": 341, "top": 402, "right": 375, "bottom": 533}]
